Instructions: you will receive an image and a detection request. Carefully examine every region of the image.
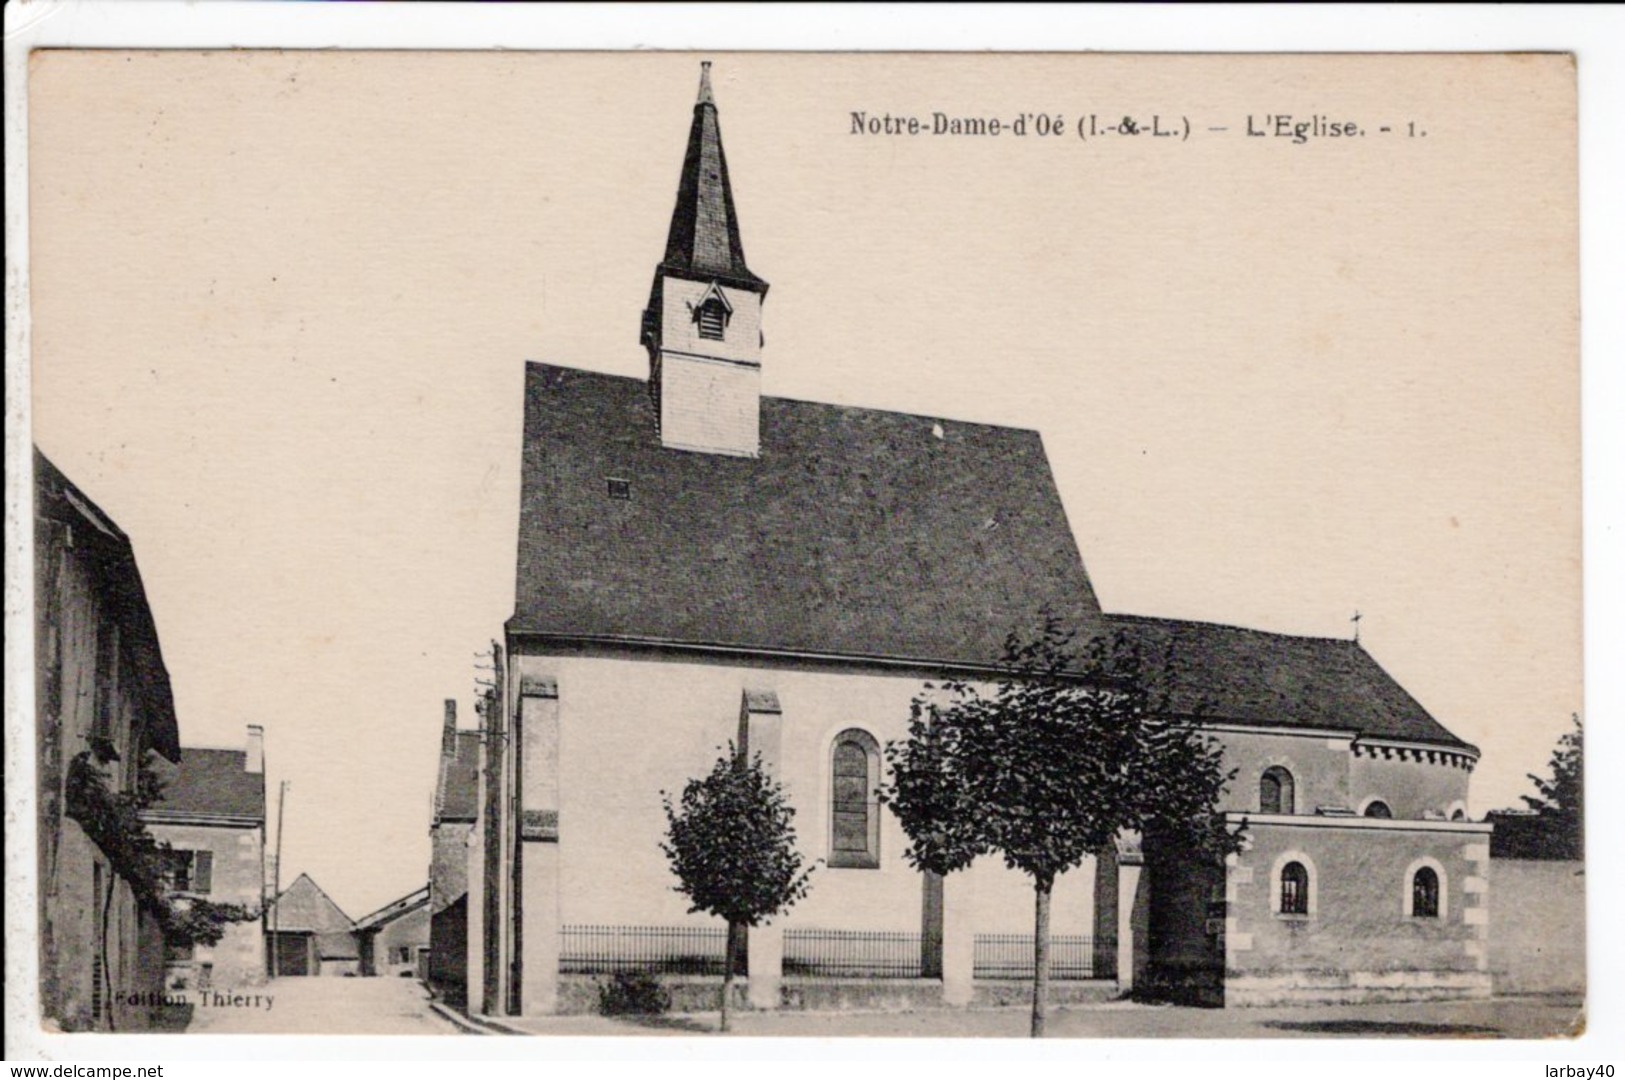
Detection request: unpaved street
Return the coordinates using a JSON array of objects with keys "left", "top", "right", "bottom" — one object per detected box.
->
[{"left": 183, "top": 976, "right": 466, "bottom": 1035}]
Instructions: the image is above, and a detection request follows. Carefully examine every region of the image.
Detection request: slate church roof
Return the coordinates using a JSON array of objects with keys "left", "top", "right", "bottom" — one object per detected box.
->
[
  {"left": 1108, "top": 614, "right": 1474, "bottom": 751},
  {"left": 509, "top": 363, "right": 1103, "bottom": 669}
]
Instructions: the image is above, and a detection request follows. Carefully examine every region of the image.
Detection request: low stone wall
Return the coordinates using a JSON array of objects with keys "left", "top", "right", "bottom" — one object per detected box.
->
[
  {"left": 550, "top": 975, "right": 1116, "bottom": 1016},
  {"left": 1226, "top": 969, "right": 1492, "bottom": 1007}
]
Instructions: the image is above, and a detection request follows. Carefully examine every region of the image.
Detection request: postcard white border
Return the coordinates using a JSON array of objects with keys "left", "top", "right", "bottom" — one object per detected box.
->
[{"left": 5, "top": 1, "right": 1621, "bottom": 1069}]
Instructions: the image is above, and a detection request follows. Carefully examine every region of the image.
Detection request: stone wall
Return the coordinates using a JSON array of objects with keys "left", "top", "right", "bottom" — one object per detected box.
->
[
  {"left": 147, "top": 821, "right": 265, "bottom": 990},
  {"left": 1488, "top": 859, "right": 1584, "bottom": 995},
  {"left": 373, "top": 904, "right": 431, "bottom": 978},
  {"left": 1219, "top": 817, "right": 1492, "bottom": 1005}
]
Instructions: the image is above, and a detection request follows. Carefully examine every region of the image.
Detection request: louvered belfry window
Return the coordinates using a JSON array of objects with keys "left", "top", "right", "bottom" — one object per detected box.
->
[
  {"left": 830, "top": 730, "right": 880, "bottom": 868},
  {"left": 697, "top": 298, "right": 726, "bottom": 340}
]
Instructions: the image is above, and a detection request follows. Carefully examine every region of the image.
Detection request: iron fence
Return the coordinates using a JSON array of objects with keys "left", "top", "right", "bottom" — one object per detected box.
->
[
  {"left": 972, "top": 934, "right": 1111, "bottom": 980},
  {"left": 559, "top": 924, "right": 739, "bottom": 976},
  {"left": 783, "top": 928, "right": 923, "bottom": 978}
]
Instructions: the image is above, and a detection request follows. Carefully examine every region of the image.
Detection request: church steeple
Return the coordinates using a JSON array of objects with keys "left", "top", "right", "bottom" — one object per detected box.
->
[
  {"left": 643, "top": 63, "right": 769, "bottom": 458},
  {"left": 658, "top": 62, "right": 767, "bottom": 292}
]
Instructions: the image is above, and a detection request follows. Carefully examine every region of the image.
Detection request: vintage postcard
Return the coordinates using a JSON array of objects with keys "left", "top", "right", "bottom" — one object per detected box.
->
[{"left": 10, "top": 44, "right": 1589, "bottom": 1053}]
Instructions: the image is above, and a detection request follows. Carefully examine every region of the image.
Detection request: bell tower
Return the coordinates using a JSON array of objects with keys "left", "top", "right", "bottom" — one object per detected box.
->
[{"left": 642, "top": 62, "right": 770, "bottom": 457}]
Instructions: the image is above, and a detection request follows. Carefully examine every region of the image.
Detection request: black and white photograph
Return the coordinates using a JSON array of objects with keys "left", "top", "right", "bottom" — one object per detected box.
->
[{"left": 6, "top": 10, "right": 1616, "bottom": 1065}]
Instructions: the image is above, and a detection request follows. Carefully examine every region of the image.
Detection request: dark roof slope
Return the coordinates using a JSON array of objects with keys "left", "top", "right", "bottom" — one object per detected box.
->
[
  {"left": 510, "top": 364, "right": 1103, "bottom": 667},
  {"left": 148, "top": 748, "right": 265, "bottom": 822},
  {"left": 435, "top": 730, "right": 481, "bottom": 823},
  {"left": 1107, "top": 614, "right": 1472, "bottom": 750}
]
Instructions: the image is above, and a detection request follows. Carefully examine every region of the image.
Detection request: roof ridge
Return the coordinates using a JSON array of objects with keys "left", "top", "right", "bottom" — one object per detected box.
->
[
  {"left": 276, "top": 872, "right": 355, "bottom": 925},
  {"left": 355, "top": 885, "right": 431, "bottom": 927},
  {"left": 523, "top": 361, "right": 1042, "bottom": 436},
  {"left": 1107, "top": 612, "right": 1364, "bottom": 647}
]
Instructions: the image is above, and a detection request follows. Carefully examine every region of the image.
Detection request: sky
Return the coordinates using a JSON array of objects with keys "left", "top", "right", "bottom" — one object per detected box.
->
[{"left": 25, "top": 50, "right": 1583, "bottom": 919}]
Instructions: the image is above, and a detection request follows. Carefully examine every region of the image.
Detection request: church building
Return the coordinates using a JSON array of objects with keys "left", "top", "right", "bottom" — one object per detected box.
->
[{"left": 466, "top": 64, "right": 1494, "bottom": 1016}]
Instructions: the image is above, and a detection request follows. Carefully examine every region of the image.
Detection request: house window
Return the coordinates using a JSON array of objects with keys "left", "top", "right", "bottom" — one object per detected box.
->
[
  {"left": 167, "top": 850, "right": 213, "bottom": 895},
  {"left": 1450, "top": 808, "right": 1466, "bottom": 821},
  {"left": 697, "top": 298, "right": 727, "bottom": 340},
  {"left": 830, "top": 729, "right": 880, "bottom": 868},
  {"left": 1260, "top": 766, "right": 1295, "bottom": 815},
  {"left": 1279, "top": 861, "right": 1310, "bottom": 916},
  {"left": 1363, "top": 800, "right": 1393, "bottom": 819},
  {"left": 1412, "top": 866, "right": 1440, "bottom": 918},
  {"left": 196, "top": 963, "right": 214, "bottom": 991}
]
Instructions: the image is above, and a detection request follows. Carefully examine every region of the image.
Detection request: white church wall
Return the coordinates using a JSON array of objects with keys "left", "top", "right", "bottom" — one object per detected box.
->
[{"left": 513, "top": 648, "right": 1093, "bottom": 938}]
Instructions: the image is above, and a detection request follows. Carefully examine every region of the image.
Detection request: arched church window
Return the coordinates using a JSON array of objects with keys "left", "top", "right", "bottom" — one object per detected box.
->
[
  {"left": 830, "top": 729, "right": 880, "bottom": 868},
  {"left": 1411, "top": 866, "right": 1440, "bottom": 918},
  {"left": 1364, "top": 800, "right": 1393, "bottom": 819},
  {"left": 1279, "top": 861, "right": 1310, "bottom": 916},
  {"left": 1260, "top": 766, "right": 1295, "bottom": 815},
  {"left": 697, "top": 297, "right": 727, "bottom": 340}
]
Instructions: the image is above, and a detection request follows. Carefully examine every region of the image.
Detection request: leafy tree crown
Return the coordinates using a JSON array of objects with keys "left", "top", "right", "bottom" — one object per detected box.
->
[
  {"left": 883, "top": 613, "right": 1245, "bottom": 886},
  {"left": 660, "top": 744, "right": 814, "bottom": 927}
]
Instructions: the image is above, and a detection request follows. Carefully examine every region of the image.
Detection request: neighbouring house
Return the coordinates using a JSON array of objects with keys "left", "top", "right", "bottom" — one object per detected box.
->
[
  {"left": 356, "top": 886, "right": 430, "bottom": 979},
  {"left": 427, "top": 700, "right": 480, "bottom": 1007},
  {"left": 265, "top": 873, "right": 358, "bottom": 977},
  {"left": 469, "top": 65, "right": 1495, "bottom": 1016},
  {"left": 34, "top": 449, "right": 183, "bottom": 1031},
  {"left": 142, "top": 726, "right": 268, "bottom": 994}
]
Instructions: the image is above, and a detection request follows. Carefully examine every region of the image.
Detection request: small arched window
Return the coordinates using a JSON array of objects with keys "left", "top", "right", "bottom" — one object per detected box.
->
[
  {"left": 1364, "top": 800, "right": 1393, "bottom": 819},
  {"left": 1279, "top": 861, "right": 1310, "bottom": 915},
  {"left": 1411, "top": 866, "right": 1440, "bottom": 918},
  {"left": 1260, "top": 766, "right": 1296, "bottom": 815},
  {"left": 830, "top": 730, "right": 880, "bottom": 868},
  {"left": 1450, "top": 808, "right": 1467, "bottom": 822}
]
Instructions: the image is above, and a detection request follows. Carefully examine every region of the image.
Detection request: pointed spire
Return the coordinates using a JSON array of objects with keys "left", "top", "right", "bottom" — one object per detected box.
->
[
  {"left": 697, "top": 60, "right": 714, "bottom": 106},
  {"left": 659, "top": 62, "right": 767, "bottom": 293}
]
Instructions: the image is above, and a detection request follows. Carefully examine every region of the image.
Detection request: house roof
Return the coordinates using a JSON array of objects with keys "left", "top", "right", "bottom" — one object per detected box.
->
[
  {"left": 657, "top": 63, "right": 765, "bottom": 293},
  {"left": 1106, "top": 614, "right": 1473, "bottom": 751},
  {"left": 509, "top": 364, "right": 1104, "bottom": 668},
  {"left": 435, "top": 730, "right": 481, "bottom": 823},
  {"left": 147, "top": 747, "right": 265, "bottom": 823},
  {"left": 355, "top": 885, "right": 430, "bottom": 932},
  {"left": 34, "top": 449, "right": 181, "bottom": 761},
  {"left": 269, "top": 873, "right": 354, "bottom": 935}
]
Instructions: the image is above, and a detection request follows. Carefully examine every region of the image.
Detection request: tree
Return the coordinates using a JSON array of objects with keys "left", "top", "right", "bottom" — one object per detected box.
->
[
  {"left": 660, "top": 744, "right": 814, "bottom": 1032},
  {"left": 1520, "top": 713, "right": 1583, "bottom": 860},
  {"left": 882, "top": 614, "right": 1243, "bottom": 1037}
]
